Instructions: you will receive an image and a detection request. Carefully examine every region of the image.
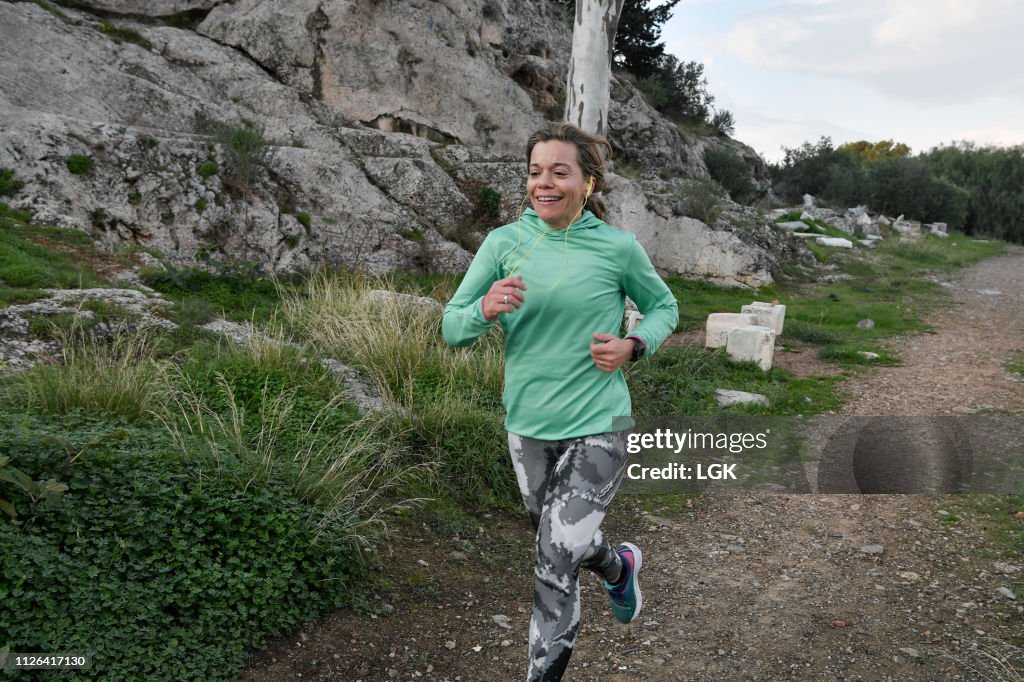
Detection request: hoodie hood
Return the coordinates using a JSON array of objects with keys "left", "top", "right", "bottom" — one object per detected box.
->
[{"left": 519, "top": 207, "right": 603, "bottom": 235}]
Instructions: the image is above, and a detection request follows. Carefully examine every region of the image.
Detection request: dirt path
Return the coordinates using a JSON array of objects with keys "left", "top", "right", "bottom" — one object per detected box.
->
[{"left": 242, "top": 248, "right": 1024, "bottom": 682}]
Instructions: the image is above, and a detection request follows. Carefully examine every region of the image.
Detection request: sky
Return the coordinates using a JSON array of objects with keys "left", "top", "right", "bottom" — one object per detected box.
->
[{"left": 659, "top": 0, "right": 1024, "bottom": 162}]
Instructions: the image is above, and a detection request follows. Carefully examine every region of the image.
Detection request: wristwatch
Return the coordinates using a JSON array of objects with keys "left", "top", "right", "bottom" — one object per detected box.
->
[{"left": 627, "top": 336, "right": 646, "bottom": 361}]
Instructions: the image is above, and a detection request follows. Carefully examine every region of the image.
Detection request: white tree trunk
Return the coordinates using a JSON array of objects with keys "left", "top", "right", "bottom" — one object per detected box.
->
[{"left": 564, "top": 0, "right": 625, "bottom": 135}]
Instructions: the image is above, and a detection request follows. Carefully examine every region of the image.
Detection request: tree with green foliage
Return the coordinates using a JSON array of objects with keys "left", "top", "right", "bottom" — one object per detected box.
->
[
  {"left": 703, "top": 146, "right": 755, "bottom": 204},
  {"left": 922, "top": 142, "right": 1024, "bottom": 243},
  {"left": 636, "top": 55, "right": 714, "bottom": 124},
  {"left": 770, "top": 136, "right": 978, "bottom": 232},
  {"left": 838, "top": 139, "right": 912, "bottom": 163},
  {"left": 613, "top": 0, "right": 682, "bottom": 79}
]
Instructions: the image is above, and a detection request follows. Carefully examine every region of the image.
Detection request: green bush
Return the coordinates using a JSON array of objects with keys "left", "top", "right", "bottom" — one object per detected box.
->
[
  {"left": 66, "top": 154, "right": 93, "bottom": 175},
  {"left": 214, "top": 121, "right": 270, "bottom": 195},
  {"left": 684, "top": 178, "right": 725, "bottom": 225},
  {"left": 296, "top": 211, "right": 311, "bottom": 230},
  {"left": 0, "top": 412, "right": 361, "bottom": 682},
  {"left": 634, "top": 56, "right": 715, "bottom": 126},
  {"left": 703, "top": 146, "right": 755, "bottom": 204},
  {"left": 198, "top": 161, "right": 218, "bottom": 178},
  {"left": 477, "top": 186, "right": 501, "bottom": 219},
  {"left": 0, "top": 168, "right": 23, "bottom": 196}
]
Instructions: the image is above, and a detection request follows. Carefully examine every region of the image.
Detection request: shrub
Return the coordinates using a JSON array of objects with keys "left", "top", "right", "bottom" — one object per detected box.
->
[
  {"left": 684, "top": 178, "right": 725, "bottom": 225},
  {"left": 0, "top": 412, "right": 363, "bottom": 682},
  {"left": 296, "top": 211, "right": 311, "bottom": 230},
  {"left": 198, "top": 161, "right": 218, "bottom": 178},
  {"left": 66, "top": 154, "right": 93, "bottom": 175},
  {"left": 0, "top": 168, "right": 23, "bottom": 196},
  {"left": 477, "top": 186, "right": 501, "bottom": 220},
  {"left": 214, "top": 121, "right": 270, "bottom": 195},
  {"left": 711, "top": 109, "right": 735, "bottom": 137},
  {"left": 703, "top": 146, "right": 755, "bottom": 204}
]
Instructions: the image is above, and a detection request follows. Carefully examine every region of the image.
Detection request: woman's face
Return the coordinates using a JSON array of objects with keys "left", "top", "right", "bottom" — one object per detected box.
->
[{"left": 527, "top": 140, "right": 589, "bottom": 229}]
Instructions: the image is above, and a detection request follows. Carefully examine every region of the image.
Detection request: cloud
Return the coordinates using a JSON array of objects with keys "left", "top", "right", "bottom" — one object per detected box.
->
[{"left": 722, "top": 0, "right": 1024, "bottom": 106}]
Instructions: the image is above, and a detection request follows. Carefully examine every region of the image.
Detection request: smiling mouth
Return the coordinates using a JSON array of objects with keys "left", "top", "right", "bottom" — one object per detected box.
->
[{"left": 535, "top": 196, "right": 562, "bottom": 204}]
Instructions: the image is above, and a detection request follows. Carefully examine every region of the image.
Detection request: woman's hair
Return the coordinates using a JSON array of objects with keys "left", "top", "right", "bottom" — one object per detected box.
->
[{"left": 526, "top": 122, "right": 613, "bottom": 221}]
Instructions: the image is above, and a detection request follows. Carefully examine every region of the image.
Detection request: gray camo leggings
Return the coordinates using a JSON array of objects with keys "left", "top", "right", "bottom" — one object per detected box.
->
[{"left": 508, "top": 431, "right": 630, "bottom": 682}]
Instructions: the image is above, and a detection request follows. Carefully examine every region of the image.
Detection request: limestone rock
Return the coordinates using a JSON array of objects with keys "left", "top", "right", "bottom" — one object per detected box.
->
[
  {"left": 200, "top": 0, "right": 562, "bottom": 154},
  {"left": 0, "top": 288, "right": 176, "bottom": 372},
  {"left": 726, "top": 325, "right": 776, "bottom": 371},
  {"left": 817, "top": 237, "right": 854, "bottom": 249},
  {"left": 706, "top": 313, "right": 758, "bottom": 349},
  {"left": 741, "top": 302, "right": 785, "bottom": 335},
  {"left": 605, "top": 176, "right": 774, "bottom": 288},
  {"left": 715, "top": 389, "right": 769, "bottom": 408},
  {"left": 0, "top": 0, "right": 802, "bottom": 286}
]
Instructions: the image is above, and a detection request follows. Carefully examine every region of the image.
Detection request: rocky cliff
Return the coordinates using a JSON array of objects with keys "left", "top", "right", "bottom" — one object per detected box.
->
[{"left": 0, "top": 0, "right": 802, "bottom": 286}]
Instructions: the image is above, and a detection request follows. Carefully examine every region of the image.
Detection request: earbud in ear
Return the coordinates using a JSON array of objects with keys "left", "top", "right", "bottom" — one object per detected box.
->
[{"left": 585, "top": 177, "right": 595, "bottom": 198}]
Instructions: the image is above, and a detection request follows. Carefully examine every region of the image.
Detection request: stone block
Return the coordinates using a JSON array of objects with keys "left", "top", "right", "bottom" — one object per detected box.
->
[
  {"left": 741, "top": 302, "right": 786, "bottom": 335},
  {"left": 803, "top": 193, "right": 816, "bottom": 207},
  {"left": 715, "top": 389, "right": 769, "bottom": 407},
  {"left": 625, "top": 310, "right": 644, "bottom": 332},
  {"left": 777, "top": 221, "right": 809, "bottom": 231},
  {"left": 817, "top": 237, "right": 854, "bottom": 248},
  {"left": 892, "top": 219, "right": 922, "bottom": 236},
  {"left": 726, "top": 325, "right": 776, "bottom": 371},
  {"left": 705, "top": 313, "right": 757, "bottom": 349}
]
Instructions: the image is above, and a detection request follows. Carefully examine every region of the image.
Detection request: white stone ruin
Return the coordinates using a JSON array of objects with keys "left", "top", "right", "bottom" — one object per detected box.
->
[
  {"left": 891, "top": 216, "right": 922, "bottom": 237},
  {"left": 705, "top": 313, "right": 757, "bottom": 349},
  {"left": 741, "top": 302, "right": 786, "bottom": 335},
  {"left": 705, "top": 301, "right": 786, "bottom": 371},
  {"left": 817, "top": 237, "right": 854, "bottom": 248},
  {"left": 727, "top": 324, "right": 776, "bottom": 371}
]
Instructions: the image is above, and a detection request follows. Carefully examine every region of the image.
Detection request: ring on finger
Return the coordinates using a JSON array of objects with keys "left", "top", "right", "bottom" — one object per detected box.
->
[{"left": 502, "top": 295, "right": 509, "bottom": 305}]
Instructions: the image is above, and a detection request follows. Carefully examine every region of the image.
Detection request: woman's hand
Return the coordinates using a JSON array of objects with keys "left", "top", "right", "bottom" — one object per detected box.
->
[
  {"left": 590, "top": 333, "right": 635, "bottom": 372},
  {"left": 482, "top": 275, "right": 528, "bottom": 320}
]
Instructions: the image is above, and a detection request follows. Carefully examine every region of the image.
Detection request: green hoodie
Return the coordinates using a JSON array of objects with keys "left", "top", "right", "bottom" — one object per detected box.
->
[{"left": 443, "top": 208, "right": 679, "bottom": 441}]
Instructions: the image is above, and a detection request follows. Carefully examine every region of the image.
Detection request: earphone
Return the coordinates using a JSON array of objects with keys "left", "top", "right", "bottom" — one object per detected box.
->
[{"left": 585, "top": 176, "right": 595, "bottom": 199}]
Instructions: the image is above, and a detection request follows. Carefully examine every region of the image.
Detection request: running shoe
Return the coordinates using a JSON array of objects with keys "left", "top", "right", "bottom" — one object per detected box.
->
[{"left": 605, "top": 542, "right": 643, "bottom": 624}]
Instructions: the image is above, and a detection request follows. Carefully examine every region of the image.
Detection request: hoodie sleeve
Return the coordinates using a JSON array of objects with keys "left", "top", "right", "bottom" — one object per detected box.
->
[
  {"left": 443, "top": 234, "right": 501, "bottom": 347},
  {"left": 621, "top": 235, "right": 678, "bottom": 355}
]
